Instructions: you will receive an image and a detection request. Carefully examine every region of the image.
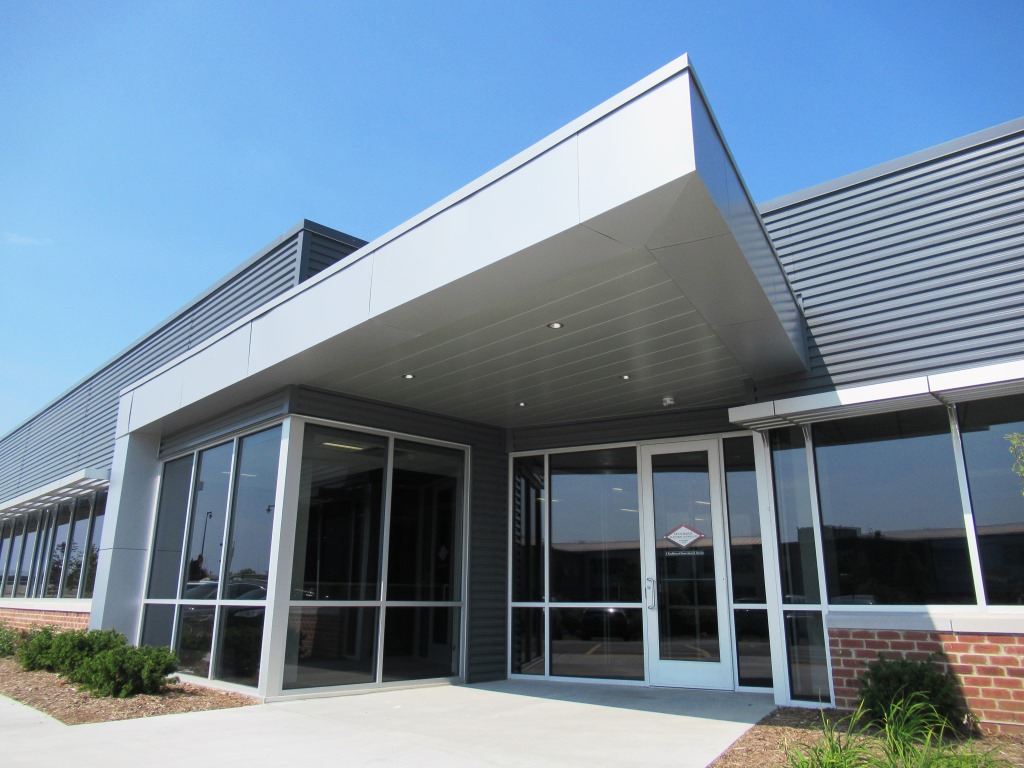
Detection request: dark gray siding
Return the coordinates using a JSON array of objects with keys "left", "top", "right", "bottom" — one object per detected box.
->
[
  {"left": 158, "top": 391, "right": 291, "bottom": 459},
  {"left": 290, "top": 387, "right": 509, "bottom": 683},
  {"left": 758, "top": 122, "right": 1024, "bottom": 400},
  {"left": 298, "top": 221, "right": 367, "bottom": 282},
  {"left": 511, "top": 406, "right": 737, "bottom": 452},
  {"left": 0, "top": 222, "right": 361, "bottom": 505}
]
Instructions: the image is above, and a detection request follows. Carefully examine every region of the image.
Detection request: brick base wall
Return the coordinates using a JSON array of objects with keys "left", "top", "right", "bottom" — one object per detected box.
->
[
  {"left": 0, "top": 607, "right": 90, "bottom": 632},
  {"left": 830, "top": 628, "right": 1024, "bottom": 733}
]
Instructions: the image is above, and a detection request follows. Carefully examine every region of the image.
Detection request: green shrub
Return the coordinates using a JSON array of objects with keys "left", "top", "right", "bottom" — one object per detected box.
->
[
  {"left": 859, "top": 654, "right": 964, "bottom": 730},
  {"left": 49, "top": 629, "right": 127, "bottom": 679},
  {"left": 0, "top": 621, "right": 21, "bottom": 657},
  {"left": 16, "top": 626, "right": 58, "bottom": 671},
  {"left": 75, "top": 644, "right": 179, "bottom": 698},
  {"left": 785, "top": 706, "right": 873, "bottom": 768}
]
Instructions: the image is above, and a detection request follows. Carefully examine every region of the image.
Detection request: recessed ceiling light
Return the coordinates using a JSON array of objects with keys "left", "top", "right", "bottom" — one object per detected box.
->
[
  {"left": 518, "top": 402, "right": 527, "bottom": 407},
  {"left": 402, "top": 373, "right": 415, "bottom": 379},
  {"left": 546, "top": 322, "right": 564, "bottom": 329},
  {"left": 621, "top": 374, "right": 631, "bottom": 380}
]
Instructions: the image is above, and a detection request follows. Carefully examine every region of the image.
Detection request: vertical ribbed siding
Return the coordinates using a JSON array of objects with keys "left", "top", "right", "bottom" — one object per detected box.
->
[
  {"left": 758, "top": 126, "right": 1024, "bottom": 400},
  {"left": 289, "top": 387, "right": 509, "bottom": 682},
  {"left": 0, "top": 232, "right": 305, "bottom": 504}
]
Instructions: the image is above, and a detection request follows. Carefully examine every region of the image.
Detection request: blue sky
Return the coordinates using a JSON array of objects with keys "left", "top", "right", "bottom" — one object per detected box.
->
[{"left": 1, "top": 0, "right": 1022, "bottom": 438}]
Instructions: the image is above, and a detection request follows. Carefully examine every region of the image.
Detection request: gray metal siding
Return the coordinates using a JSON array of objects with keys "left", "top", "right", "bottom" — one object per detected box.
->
[
  {"left": 0, "top": 233, "right": 305, "bottom": 504},
  {"left": 758, "top": 126, "right": 1024, "bottom": 400},
  {"left": 158, "top": 391, "right": 291, "bottom": 459},
  {"left": 289, "top": 387, "right": 509, "bottom": 682},
  {"left": 302, "top": 230, "right": 360, "bottom": 280}
]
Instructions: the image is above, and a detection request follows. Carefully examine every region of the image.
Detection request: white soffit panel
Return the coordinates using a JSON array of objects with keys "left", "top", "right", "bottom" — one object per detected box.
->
[
  {"left": 730, "top": 358, "right": 1024, "bottom": 429},
  {"left": 0, "top": 469, "right": 109, "bottom": 518}
]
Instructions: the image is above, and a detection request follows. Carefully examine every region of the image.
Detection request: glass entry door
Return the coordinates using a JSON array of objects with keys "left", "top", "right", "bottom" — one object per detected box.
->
[{"left": 640, "top": 441, "right": 733, "bottom": 689}]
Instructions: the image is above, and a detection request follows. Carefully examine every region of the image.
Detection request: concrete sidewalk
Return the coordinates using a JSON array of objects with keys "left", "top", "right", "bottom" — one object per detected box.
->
[{"left": 0, "top": 680, "right": 775, "bottom": 767}]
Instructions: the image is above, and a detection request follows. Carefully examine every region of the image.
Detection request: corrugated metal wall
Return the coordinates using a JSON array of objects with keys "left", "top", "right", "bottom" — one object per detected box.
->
[
  {"left": 289, "top": 387, "right": 509, "bottom": 683},
  {"left": 0, "top": 224, "right": 360, "bottom": 505},
  {"left": 758, "top": 123, "right": 1024, "bottom": 400}
]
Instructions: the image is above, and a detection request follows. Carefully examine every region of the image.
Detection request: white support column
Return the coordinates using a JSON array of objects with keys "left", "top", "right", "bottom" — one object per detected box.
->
[{"left": 90, "top": 394, "right": 162, "bottom": 637}]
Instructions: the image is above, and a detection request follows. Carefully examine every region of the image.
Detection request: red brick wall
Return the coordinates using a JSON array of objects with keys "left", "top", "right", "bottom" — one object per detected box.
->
[
  {"left": 830, "top": 628, "right": 1024, "bottom": 733},
  {"left": 0, "top": 607, "right": 90, "bottom": 632}
]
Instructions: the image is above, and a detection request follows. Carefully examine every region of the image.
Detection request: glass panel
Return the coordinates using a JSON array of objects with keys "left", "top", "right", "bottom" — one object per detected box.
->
[
  {"left": 734, "top": 608, "right": 773, "bottom": 687},
  {"left": 0, "top": 521, "right": 9, "bottom": 594},
  {"left": 62, "top": 496, "right": 92, "bottom": 598},
  {"left": 959, "top": 395, "right": 1024, "bottom": 605},
  {"left": 283, "top": 606, "right": 379, "bottom": 689},
  {"left": 148, "top": 456, "right": 194, "bottom": 599},
  {"left": 382, "top": 606, "right": 459, "bottom": 682},
  {"left": 549, "top": 448, "right": 640, "bottom": 603},
  {"left": 292, "top": 426, "right": 387, "bottom": 601},
  {"left": 813, "top": 409, "right": 973, "bottom": 605},
  {"left": 511, "top": 607, "right": 544, "bottom": 675},
  {"left": 81, "top": 492, "right": 105, "bottom": 598},
  {"left": 387, "top": 441, "right": 464, "bottom": 601},
  {"left": 14, "top": 515, "right": 39, "bottom": 597},
  {"left": 216, "top": 607, "right": 265, "bottom": 686},
  {"left": 176, "top": 605, "right": 216, "bottom": 677},
  {"left": 183, "top": 443, "right": 233, "bottom": 600},
  {"left": 784, "top": 610, "right": 830, "bottom": 702},
  {"left": 5, "top": 519, "right": 24, "bottom": 597},
  {"left": 141, "top": 604, "right": 176, "bottom": 647},
  {"left": 27, "top": 512, "right": 51, "bottom": 597},
  {"left": 769, "top": 428, "right": 821, "bottom": 605},
  {"left": 512, "top": 455, "right": 545, "bottom": 602},
  {"left": 652, "top": 451, "right": 719, "bottom": 662},
  {"left": 223, "top": 427, "right": 281, "bottom": 600},
  {"left": 724, "top": 437, "right": 766, "bottom": 604},
  {"left": 549, "top": 607, "right": 644, "bottom": 680},
  {"left": 43, "top": 503, "right": 73, "bottom": 597}
]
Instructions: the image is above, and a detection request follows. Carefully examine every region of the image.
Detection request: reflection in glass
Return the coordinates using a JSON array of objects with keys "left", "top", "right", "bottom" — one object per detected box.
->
[
  {"left": 724, "top": 437, "right": 766, "bottom": 604},
  {"left": 283, "top": 606, "right": 379, "bottom": 689},
  {"left": 5, "top": 519, "right": 24, "bottom": 597},
  {"left": 148, "top": 456, "right": 193, "bottom": 599},
  {"left": 512, "top": 608, "right": 544, "bottom": 675},
  {"left": 43, "top": 503, "right": 72, "bottom": 597},
  {"left": 63, "top": 497, "right": 92, "bottom": 598},
  {"left": 549, "top": 448, "right": 640, "bottom": 603},
  {"left": 549, "top": 607, "right": 644, "bottom": 680},
  {"left": 734, "top": 608, "right": 773, "bottom": 687},
  {"left": 0, "top": 521, "right": 10, "bottom": 594},
  {"left": 223, "top": 427, "right": 281, "bottom": 600},
  {"left": 141, "top": 604, "right": 176, "bottom": 648},
  {"left": 512, "top": 455, "right": 545, "bottom": 603},
  {"left": 769, "top": 428, "right": 821, "bottom": 605},
  {"left": 177, "top": 605, "right": 215, "bottom": 677},
  {"left": 292, "top": 426, "right": 387, "bottom": 601},
  {"left": 814, "top": 410, "right": 973, "bottom": 605},
  {"left": 81, "top": 493, "right": 105, "bottom": 598},
  {"left": 652, "top": 451, "right": 719, "bottom": 663},
  {"left": 959, "top": 395, "right": 1024, "bottom": 605},
  {"left": 217, "top": 607, "right": 265, "bottom": 686},
  {"left": 183, "top": 443, "right": 233, "bottom": 600},
  {"left": 785, "top": 610, "right": 829, "bottom": 702},
  {"left": 29, "top": 511, "right": 52, "bottom": 597},
  {"left": 14, "top": 516, "right": 38, "bottom": 597},
  {"left": 382, "top": 607, "right": 459, "bottom": 682},
  {"left": 387, "top": 441, "right": 464, "bottom": 601}
]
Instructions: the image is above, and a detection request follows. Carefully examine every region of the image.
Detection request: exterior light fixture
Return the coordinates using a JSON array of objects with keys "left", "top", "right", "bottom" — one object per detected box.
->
[
  {"left": 402, "top": 373, "right": 415, "bottom": 379},
  {"left": 546, "top": 322, "right": 564, "bottom": 329}
]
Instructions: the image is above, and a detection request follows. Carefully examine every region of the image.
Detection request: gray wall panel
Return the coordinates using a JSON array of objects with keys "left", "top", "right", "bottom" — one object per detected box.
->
[
  {"left": 758, "top": 123, "right": 1024, "bottom": 400},
  {"left": 289, "top": 386, "right": 508, "bottom": 682},
  {"left": 158, "top": 391, "right": 292, "bottom": 459},
  {"left": 0, "top": 224, "right": 359, "bottom": 506}
]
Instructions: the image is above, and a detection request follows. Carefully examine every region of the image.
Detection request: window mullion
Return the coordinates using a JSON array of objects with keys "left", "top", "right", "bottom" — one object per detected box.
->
[{"left": 947, "top": 404, "right": 987, "bottom": 606}]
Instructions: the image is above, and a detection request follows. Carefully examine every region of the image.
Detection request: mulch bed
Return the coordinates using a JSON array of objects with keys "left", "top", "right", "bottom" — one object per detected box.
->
[
  {"left": 710, "top": 707, "right": 1024, "bottom": 767},
  {"left": 0, "top": 657, "right": 257, "bottom": 725}
]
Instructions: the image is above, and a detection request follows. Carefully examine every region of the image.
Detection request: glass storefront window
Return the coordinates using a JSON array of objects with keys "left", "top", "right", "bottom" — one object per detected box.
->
[
  {"left": 14, "top": 515, "right": 38, "bottom": 597},
  {"left": 511, "top": 607, "right": 544, "bottom": 675},
  {"left": 177, "top": 605, "right": 215, "bottom": 677},
  {"left": 43, "top": 503, "right": 72, "bottom": 597},
  {"left": 217, "top": 607, "right": 266, "bottom": 686},
  {"left": 813, "top": 409, "right": 974, "bottom": 605},
  {"left": 283, "top": 606, "right": 379, "bottom": 690},
  {"left": 769, "top": 428, "right": 821, "bottom": 605},
  {"left": 549, "top": 607, "right": 644, "bottom": 680},
  {"left": 382, "top": 607, "right": 460, "bottom": 682},
  {"left": 784, "top": 610, "right": 829, "bottom": 702},
  {"left": 81, "top": 492, "right": 105, "bottom": 598},
  {"left": 292, "top": 426, "right": 387, "bottom": 601},
  {"left": 549, "top": 448, "right": 640, "bottom": 603},
  {"left": 724, "top": 437, "right": 766, "bottom": 604},
  {"left": 62, "top": 496, "right": 92, "bottom": 598},
  {"left": 959, "top": 395, "right": 1024, "bottom": 605},
  {"left": 148, "top": 456, "right": 194, "bottom": 599},
  {"left": 512, "top": 455, "right": 545, "bottom": 603},
  {"left": 183, "top": 442, "right": 233, "bottom": 600}
]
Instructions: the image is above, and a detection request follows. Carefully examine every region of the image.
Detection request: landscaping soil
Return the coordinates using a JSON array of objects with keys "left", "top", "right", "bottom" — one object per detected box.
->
[{"left": 0, "top": 657, "right": 256, "bottom": 725}]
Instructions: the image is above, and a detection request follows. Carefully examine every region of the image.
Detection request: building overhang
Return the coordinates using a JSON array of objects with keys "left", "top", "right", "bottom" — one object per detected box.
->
[
  {"left": 729, "top": 357, "right": 1024, "bottom": 430},
  {"left": 0, "top": 468, "right": 109, "bottom": 519},
  {"left": 119, "top": 55, "right": 807, "bottom": 435}
]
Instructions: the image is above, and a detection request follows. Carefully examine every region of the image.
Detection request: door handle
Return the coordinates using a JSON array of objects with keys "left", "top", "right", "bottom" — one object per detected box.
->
[{"left": 646, "top": 577, "right": 656, "bottom": 609}]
